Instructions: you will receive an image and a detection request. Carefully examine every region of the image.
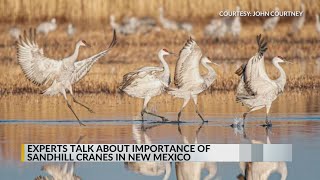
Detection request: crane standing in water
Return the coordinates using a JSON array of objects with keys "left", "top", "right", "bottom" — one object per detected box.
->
[
  {"left": 119, "top": 49, "right": 175, "bottom": 121},
  {"left": 234, "top": 34, "right": 290, "bottom": 127},
  {"left": 168, "top": 38, "right": 218, "bottom": 122},
  {"left": 17, "top": 29, "right": 117, "bottom": 126}
]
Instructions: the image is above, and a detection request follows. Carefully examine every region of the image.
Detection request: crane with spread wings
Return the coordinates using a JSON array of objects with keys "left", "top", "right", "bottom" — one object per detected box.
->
[
  {"left": 16, "top": 29, "right": 117, "bottom": 126},
  {"left": 168, "top": 37, "right": 218, "bottom": 122},
  {"left": 234, "top": 34, "right": 290, "bottom": 127}
]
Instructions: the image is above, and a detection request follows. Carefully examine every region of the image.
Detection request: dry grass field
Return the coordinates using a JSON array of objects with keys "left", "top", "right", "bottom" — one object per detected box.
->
[
  {"left": 0, "top": 0, "right": 319, "bottom": 95},
  {"left": 1, "top": 0, "right": 320, "bottom": 24}
]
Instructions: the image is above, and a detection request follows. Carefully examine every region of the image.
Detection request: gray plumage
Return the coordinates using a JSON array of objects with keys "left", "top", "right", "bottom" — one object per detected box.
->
[
  {"left": 229, "top": 6, "right": 242, "bottom": 37},
  {"left": 36, "top": 18, "right": 57, "bottom": 35},
  {"left": 9, "top": 27, "right": 21, "bottom": 40},
  {"left": 17, "top": 29, "right": 117, "bottom": 125},
  {"left": 159, "top": 7, "right": 193, "bottom": 32},
  {"left": 176, "top": 124, "right": 217, "bottom": 180},
  {"left": 290, "top": 3, "right": 305, "bottom": 35},
  {"left": 110, "top": 15, "right": 156, "bottom": 35},
  {"left": 263, "top": 7, "right": 280, "bottom": 31},
  {"left": 204, "top": 6, "right": 241, "bottom": 39},
  {"left": 316, "top": 14, "right": 320, "bottom": 34},
  {"left": 168, "top": 37, "right": 218, "bottom": 122},
  {"left": 238, "top": 130, "right": 287, "bottom": 180},
  {"left": 110, "top": 15, "right": 136, "bottom": 35},
  {"left": 119, "top": 49, "right": 174, "bottom": 121},
  {"left": 124, "top": 124, "right": 171, "bottom": 180},
  {"left": 67, "top": 23, "right": 76, "bottom": 37},
  {"left": 34, "top": 163, "right": 80, "bottom": 180},
  {"left": 204, "top": 18, "right": 227, "bottom": 38},
  {"left": 235, "top": 34, "right": 289, "bottom": 127}
]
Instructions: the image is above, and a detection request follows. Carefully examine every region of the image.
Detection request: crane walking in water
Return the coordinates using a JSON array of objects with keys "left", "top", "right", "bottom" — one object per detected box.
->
[
  {"left": 17, "top": 29, "right": 117, "bottom": 126},
  {"left": 168, "top": 38, "right": 218, "bottom": 122},
  {"left": 234, "top": 34, "right": 290, "bottom": 127},
  {"left": 119, "top": 49, "right": 175, "bottom": 121}
]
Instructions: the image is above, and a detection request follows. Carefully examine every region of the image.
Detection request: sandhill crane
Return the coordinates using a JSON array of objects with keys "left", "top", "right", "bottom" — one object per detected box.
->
[
  {"left": 139, "top": 17, "right": 157, "bottom": 27},
  {"left": 67, "top": 23, "right": 76, "bottom": 37},
  {"left": 176, "top": 123, "right": 217, "bottom": 180},
  {"left": 124, "top": 124, "right": 171, "bottom": 180},
  {"left": 36, "top": 18, "right": 57, "bottom": 35},
  {"left": 229, "top": 6, "right": 242, "bottom": 37},
  {"left": 316, "top": 14, "right": 320, "bottom": 34},
  {"left": 35, "top": 136, "right": 84, "bottom": 180},
  {"left": 35, "top": 163, "right": 80, "bottom": 180},
  {"left": 17, "top": 29, "right": 117, "bottom": 126},
  {"left": 168, "top": 38, "right": 218, "bottom": 122},
  {"left": 122, "top": 16, "right": 157, "bottom": 34},
  {"left": 119, "top": 49, "right": 175, "bottom": 121},
  {"left": 237, "top": 129, "right": 287, "bottom": 180},
  {"left": 158, "top": 7, "right": 193, "bottom": 32},
  {"left": 110, "top": 15, "right": 138, "bottom": 35},
  {"left": 180, "top": 22, "right": 193, "bottom": 33},
  {"left": 159, "top": 7, "right": 179, "bottom": 30},
  {"left": 263, "top": 7, "right": 280, "bottom": 31},
  {"left": 290, "top": 3, "right": 305, "bottom": 35},
  {"left": 234, "top": 34, "right": 290, "bottom": 127},
  {"left": 9, "top": 27, "right": 21, "bottom": 40},
  {"left": 204, "top": 18, "right": 227, "bottom": 39}
]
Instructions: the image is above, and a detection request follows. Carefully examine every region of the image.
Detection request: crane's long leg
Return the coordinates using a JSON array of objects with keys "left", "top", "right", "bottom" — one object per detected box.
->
[
  {"left": 141, "top": 96, "right": 168, "bottom": 121},
  {"left": 241, "top": 106, "right": 264, "bottom": 127},
  {"left": 262, "top": 104, "right": 272, "bottom": 127},
  {"left": 72, "top": 96, "right": 95, "bottom": 113},
  {"left": 69, "top": 86, "right": 94, "bottom": 113},
  {"left": 177, "top": 97, "right": 190, "bottom": 122},
  {"left": 62, "top": 91, "right": 85, "bottom": 126},
  {"left": 192, "top": 95, "right": 207, "bottom": 122}
]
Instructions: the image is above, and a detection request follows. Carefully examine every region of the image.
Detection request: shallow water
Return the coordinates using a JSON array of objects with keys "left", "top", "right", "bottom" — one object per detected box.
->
[{"left": 0, "top": 92, "right": 320, "bottom": 179}]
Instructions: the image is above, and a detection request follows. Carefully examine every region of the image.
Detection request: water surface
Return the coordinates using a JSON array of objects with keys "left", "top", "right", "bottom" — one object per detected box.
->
[{"left": 0, "top": 92, "right": 319, "bottom": 179}]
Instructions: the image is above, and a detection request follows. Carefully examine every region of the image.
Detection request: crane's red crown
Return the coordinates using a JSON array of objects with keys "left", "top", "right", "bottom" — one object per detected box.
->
[
  {"left": 162, "top": 48, "right": 169, "bottom": 52},
  {"left": 277, "top": 56, "right": 284, "bottom": 60}
]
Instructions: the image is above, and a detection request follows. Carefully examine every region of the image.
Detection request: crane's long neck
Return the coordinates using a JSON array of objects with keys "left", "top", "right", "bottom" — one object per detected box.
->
[
  {"left": 158, "top": 52, "right": 170, "bottom": 83},
  {"left": 159, "top": 9, "right": 165, "bottom": 22},
  {"left": 273, "top": 16, "right": 280, "bottom": 22},
  {"left": 69, "top": 43, "right": 81, "bottom": 63},
  {"left": 202, "top": 61, "right": 216, "bottom": 87},
  {"left": 273, "top": 61, "right": 286, "bottom": 92},
  {"left": 163, "top": 162, "right": 171, "bottom": 180},
  {"left": 110, "top": 17, "right": 119, "bottom": 29}
]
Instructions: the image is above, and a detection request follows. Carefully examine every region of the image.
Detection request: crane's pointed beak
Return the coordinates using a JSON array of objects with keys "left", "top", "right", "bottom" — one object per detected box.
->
[
  {"left": 169, "top": 52, "right": 178, "bottom": 57},
  {"left": 83, "top": 41, "right": 91, "bottom": 48},
  {"left": 212, "top": 62, "right": 220, "bottom": 66},
  {"left": 284, "top": 60, "right": 292, "bottom": 64}
]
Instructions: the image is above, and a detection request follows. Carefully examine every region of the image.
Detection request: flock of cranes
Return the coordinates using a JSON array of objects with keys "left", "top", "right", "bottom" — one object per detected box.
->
[
  {"left": 15, "top": 5, "right": 320, "bottom": 127},
  {"left": 16, "top": 26, "right": 289, "bottom": 128},
  {"left": 9, "top": 4, "right": 320, "bottom": 40},
  {"left": 9, "top": 18, "right": 75, "bottom": 40}
]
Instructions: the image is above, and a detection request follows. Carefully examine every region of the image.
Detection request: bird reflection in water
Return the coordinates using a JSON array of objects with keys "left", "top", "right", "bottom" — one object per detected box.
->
[
  {"left": 34, "top": 136, "right": 85, "bottom": 180},
  {"left": 175, "top": 123, "right": 218, "bottom": 180},
  {"left": 237, "top": 128, "right": 288, "bottom": 180},
  {"left": 124, "top": 124, "right": 171, "bottom": 180}
]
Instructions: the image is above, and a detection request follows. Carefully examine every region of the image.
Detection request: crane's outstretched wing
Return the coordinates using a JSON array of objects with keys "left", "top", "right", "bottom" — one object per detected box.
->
[
  {"left": 235, "top": 34, "right": 275, "bottom": 96},
  {"left": 71, "top": 30, "right": 117, "bottom": 84},
  {"left": 119, "top": 66, "right": 164, "bottom": 90},
  {"left": 174, "top": 37, "right": 202, "bottom": 88},
  {"left": 17, "top": 29, "right": 61, "bottom": 86}
]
